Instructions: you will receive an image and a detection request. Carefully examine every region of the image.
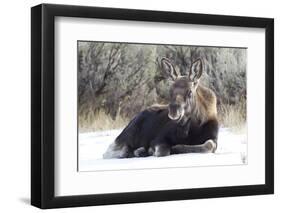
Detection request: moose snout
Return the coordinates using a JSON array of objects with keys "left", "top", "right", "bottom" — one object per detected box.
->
[{"left": 168, "top": 103, "right": 184, "bottom": 120}]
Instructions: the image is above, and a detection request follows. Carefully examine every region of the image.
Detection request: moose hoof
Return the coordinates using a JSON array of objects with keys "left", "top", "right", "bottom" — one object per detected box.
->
[
  {"left": 204, "top": 140, "right": 217, "bottom": 153},
  {"left": 154, "top": 145, "right": 171, "bottom": 157},
  {"left": 148, "top": 147, "right": 154, "bottom": 156},
  {"left": 134, "top": 147, "right": 148, "bottom": 157}
]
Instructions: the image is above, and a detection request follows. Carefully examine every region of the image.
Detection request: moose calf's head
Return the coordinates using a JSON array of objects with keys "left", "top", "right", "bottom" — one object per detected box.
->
[{"left": 161, "top": 57, "right": 203, "bottom": 122}]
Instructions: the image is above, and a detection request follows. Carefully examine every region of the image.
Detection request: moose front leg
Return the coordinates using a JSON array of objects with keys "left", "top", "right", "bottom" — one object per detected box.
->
[
  {"left": 171, "top": 139, "right": 217, "bottom": 154},
  {"left": 172, "top": 119, "right": 219, "bottom": 154},
  {"left": 133, "top": 147, "right": 149, "bottom": 157},
  {"left": 149, "top": 141, "right": 172, "bottom": 157},
  {"left": 154, "top": 143, "right": 171, "bottom": 157}
]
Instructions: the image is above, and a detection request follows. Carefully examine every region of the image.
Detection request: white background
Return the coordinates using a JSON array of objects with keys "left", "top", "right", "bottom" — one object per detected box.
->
[
  {"left": 0, "top": 0, "right": 279, "bottom": 212},
  {"left": 55, "top": 17, "right": 265, "bottom": 196}
]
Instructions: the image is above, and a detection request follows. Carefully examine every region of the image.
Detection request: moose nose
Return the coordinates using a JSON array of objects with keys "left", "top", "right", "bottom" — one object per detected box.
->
[
  {"left": 169, "top": 103, "right": 180, "bottom": 110},
  {"left": 168, "top": 103, "right": 182, "bottom": 120}
]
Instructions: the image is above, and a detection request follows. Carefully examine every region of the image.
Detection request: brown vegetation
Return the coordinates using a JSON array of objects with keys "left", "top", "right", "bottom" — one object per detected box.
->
[
  {"left": 78, "top": 41, "right": 247, "bottom": 132},
  {"left": 218, "top": 98, "right": 247, "bottom": 132}
]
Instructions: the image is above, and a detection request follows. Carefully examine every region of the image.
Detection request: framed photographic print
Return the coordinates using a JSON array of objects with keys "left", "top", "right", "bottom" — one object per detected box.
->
[{"left": 31, "top": 3, "right": 274, "bottom": 209}]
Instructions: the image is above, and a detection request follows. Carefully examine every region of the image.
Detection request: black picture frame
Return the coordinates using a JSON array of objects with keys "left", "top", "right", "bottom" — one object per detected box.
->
[{"left": 31, "top": 3, "right": 274, "bottom": 209}]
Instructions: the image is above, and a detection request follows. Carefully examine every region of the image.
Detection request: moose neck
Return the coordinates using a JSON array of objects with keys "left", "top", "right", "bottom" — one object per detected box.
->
[
  {"left": 191, "top": 86, "right": 209, "bottom": 126},
  {"left": 176, "top": 115, "right": 191, "bottom": 138},
  {"left": 177, "top": 114, "right": 191, "bottom": 127}
]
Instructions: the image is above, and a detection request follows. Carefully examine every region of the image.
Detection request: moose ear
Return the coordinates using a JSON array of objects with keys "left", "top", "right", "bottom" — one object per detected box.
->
[
  {"left": 161, "top": 58, "right": 180, "bottom": 81},
  {"left": 189, "top": 58, "right": 203, "bottom": 81}
]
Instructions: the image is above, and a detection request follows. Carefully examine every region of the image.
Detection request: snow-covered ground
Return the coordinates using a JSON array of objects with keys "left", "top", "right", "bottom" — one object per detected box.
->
[{"left": 78, "top": 128, "right": 247, "bottom": 171}]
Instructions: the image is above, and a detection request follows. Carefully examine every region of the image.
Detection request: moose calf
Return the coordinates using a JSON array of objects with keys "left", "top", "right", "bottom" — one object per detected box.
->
[{"left": 103, "top": 58, "right": 219, "bottom": 158}]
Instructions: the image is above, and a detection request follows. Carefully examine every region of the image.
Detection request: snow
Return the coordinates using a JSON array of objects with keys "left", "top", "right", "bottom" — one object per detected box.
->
[{"left": 78, "top": 128, "right": 247, "bottom": 171}]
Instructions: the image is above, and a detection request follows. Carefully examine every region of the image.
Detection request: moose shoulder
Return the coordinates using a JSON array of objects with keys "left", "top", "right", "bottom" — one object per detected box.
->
[{"left": 103, "top": 58, "right": 219, "bottom": 158}]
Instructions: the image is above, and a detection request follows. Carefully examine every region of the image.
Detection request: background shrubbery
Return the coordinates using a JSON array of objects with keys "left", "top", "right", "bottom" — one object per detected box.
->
[{"left": 78, "top": 42, "right": 247, "bottom": 132}]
